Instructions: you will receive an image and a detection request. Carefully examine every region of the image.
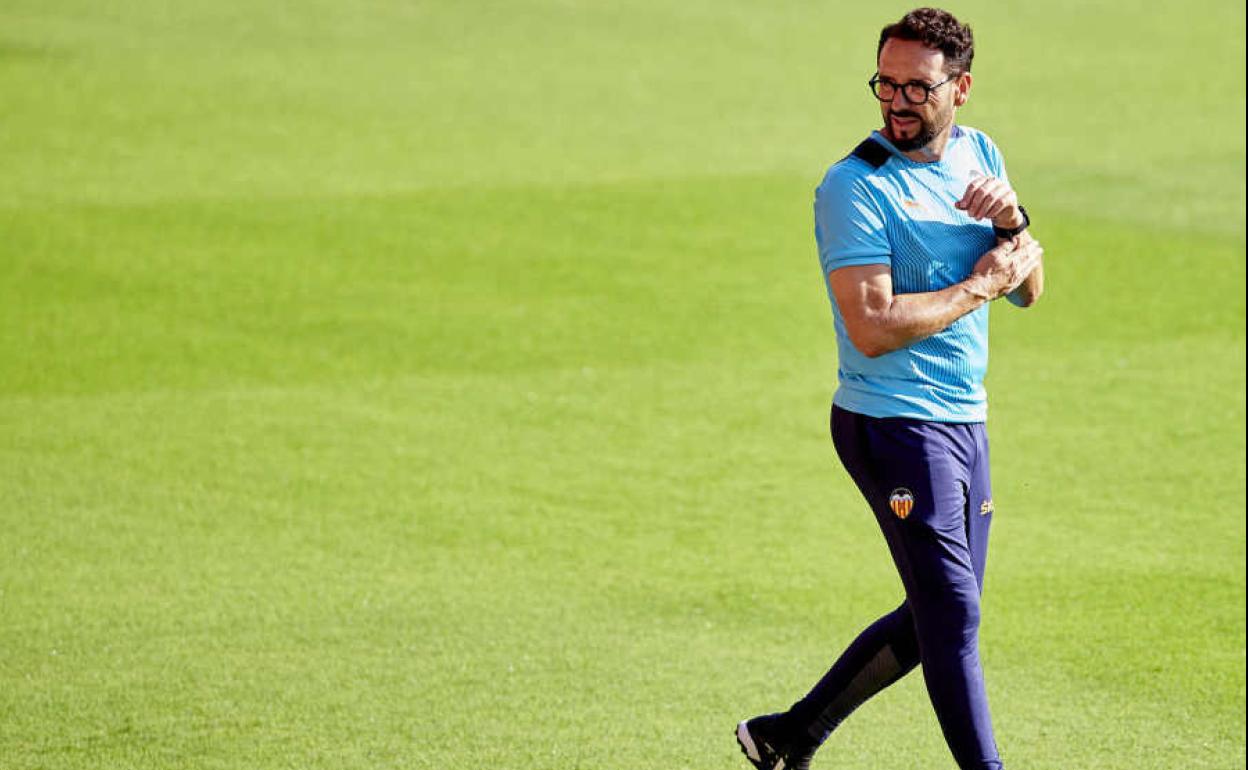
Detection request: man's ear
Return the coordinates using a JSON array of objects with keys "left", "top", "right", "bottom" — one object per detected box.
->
[{"left": 953, "top": 72, "right": 973, "bottom": 107}]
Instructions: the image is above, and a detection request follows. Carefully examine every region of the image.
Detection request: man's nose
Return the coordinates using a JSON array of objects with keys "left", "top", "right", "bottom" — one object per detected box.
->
[{"left": 890, "top": 89, "right": 915, "bottom": 107}]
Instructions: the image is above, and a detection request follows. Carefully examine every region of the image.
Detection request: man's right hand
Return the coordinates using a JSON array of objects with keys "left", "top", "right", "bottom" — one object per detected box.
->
[{"left": 967, "top": 237, "right": 1044, "bottom": 300}]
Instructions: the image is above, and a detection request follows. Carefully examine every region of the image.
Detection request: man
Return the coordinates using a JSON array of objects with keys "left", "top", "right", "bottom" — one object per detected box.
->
[{"left": 735, "top": 8, "right": 1043, "bottom": 770}]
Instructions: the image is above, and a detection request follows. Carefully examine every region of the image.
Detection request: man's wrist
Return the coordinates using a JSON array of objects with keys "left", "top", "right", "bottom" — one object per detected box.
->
[{"left": 992, "top": 205, "right": 1029, "bottom": 236}]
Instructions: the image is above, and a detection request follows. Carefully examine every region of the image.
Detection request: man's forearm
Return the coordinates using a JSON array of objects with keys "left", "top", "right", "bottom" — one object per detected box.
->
[
  {"left": 856, "top": 278, "right": 990, "bottom": 357},
  {"left": 832, "top": 237, "right": 1040, "bottom": 359}
]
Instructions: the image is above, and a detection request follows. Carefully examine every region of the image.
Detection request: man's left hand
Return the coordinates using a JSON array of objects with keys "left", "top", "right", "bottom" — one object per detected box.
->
[{"left": 955, "top": 175, "right": 1024, "bottom": 229}]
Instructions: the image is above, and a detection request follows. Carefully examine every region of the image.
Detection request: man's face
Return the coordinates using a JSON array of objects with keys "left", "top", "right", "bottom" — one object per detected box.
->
[{"left": 876, "top": 38, "right": 968, "bottom": 151}]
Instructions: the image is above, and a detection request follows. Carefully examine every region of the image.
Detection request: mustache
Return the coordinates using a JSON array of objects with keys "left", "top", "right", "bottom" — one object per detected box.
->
[{"left": 889, "top": 110, "right": 922, "bottom": 120}]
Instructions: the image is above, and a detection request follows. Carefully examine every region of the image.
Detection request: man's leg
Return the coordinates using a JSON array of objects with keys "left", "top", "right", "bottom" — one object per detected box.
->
[
  {"left": 784, "top": 601, "right": 920, "bottom": 747},
  {"left": 866, "top": 419, "right": 1002, "bottom": 770},
  {"left": 780, "top": 406, "right": 923, "bottom": 749}
]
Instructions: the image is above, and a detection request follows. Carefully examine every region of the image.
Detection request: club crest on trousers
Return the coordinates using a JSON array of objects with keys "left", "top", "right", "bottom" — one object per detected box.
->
[{"left": 889, "top": 488, "right": 915, "bottom": 519}]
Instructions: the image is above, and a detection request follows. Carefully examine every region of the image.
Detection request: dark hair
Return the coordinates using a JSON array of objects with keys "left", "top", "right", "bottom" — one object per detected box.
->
[{"left": 877, "top": 8, "right": 975, "bottom": 75}]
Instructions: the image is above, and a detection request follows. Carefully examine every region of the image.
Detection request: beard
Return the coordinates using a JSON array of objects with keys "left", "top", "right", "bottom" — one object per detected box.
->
[{"left": 887, "top": 104, "right": 952, "bottom": 152}]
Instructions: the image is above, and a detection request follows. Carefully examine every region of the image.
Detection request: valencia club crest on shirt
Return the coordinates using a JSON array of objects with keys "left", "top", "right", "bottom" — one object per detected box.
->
[{"left": 889, "top": 488, "right": 915, "bottom": 519}]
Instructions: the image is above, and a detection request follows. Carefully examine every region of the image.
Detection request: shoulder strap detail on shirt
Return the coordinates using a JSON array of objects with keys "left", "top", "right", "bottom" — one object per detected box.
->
[{"left": 849, "top": 138, "right": 891, "bottom": 169}]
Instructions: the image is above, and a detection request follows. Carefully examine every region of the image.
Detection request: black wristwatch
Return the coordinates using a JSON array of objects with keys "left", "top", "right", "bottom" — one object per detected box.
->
[{"left": 992, "top": 206, "right": 1030, "bottom": 240}]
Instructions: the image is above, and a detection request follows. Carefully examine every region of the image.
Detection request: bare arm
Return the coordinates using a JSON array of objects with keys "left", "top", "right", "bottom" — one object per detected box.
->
[
  {"left": 829, "top": 265, "right": 987, "bottom": 358},
  {"left": 829, "top": 238, "right": 1043, "bottom": 358}
]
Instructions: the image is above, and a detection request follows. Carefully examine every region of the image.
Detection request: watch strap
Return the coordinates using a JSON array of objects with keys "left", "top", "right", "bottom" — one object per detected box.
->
[{"left": 993, "top": 205, "right": 1030, "bottom": 239}]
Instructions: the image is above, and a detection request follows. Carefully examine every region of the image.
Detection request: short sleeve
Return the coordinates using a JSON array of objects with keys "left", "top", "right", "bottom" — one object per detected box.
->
[
  {"left": 814, "top": 174, "right": 892, "bottom": 276},
  {"left": 978, "top": 132, "right": 1009, "bottom": 182}
]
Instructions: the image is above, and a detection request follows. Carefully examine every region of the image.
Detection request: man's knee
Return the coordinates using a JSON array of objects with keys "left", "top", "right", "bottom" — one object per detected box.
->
[{"left": 911, "top": 581, "right": 982, "bottom": 646}]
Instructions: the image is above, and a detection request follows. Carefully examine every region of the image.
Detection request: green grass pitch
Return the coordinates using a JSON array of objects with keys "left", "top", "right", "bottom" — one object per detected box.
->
[{"left": 1, "top": 1, "right": 1244, "bottom": 768}]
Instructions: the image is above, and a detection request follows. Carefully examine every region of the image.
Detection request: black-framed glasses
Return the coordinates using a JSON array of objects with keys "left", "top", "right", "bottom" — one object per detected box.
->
[{"left": 868, "top": 74, "right": 955, "bottom": 105}]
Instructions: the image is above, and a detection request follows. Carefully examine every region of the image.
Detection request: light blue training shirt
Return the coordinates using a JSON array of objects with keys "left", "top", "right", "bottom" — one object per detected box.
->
[{"left": 814, "top": 125, "right": 1007, "bottom": 423}]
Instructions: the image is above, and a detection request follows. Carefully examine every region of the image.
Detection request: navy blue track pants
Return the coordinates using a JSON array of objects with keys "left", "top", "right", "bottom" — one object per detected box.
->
[{"left": 788, "top": 405, "right": 1002, "bottom": 770}]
